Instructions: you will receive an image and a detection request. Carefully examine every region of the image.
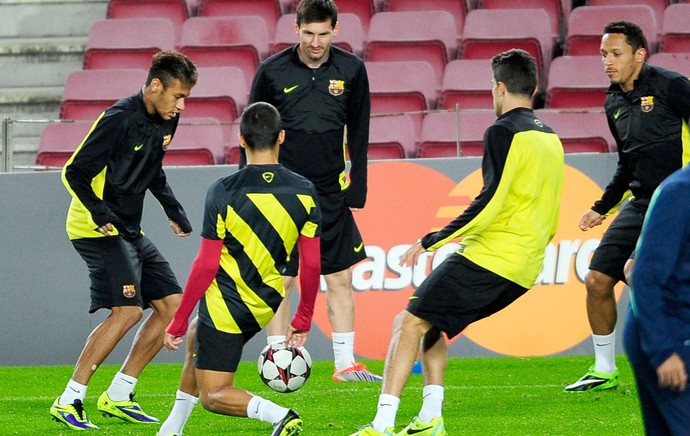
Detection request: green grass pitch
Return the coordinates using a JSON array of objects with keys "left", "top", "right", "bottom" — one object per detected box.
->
[{"left": 0, "top": 355, "right": 643, "bottom": 435}]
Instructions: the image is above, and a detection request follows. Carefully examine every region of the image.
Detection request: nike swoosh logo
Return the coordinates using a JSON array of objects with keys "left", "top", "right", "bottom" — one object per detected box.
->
[
  {"left": 613, "top": 109, "right": 621, "bottom": 120},
  {"left": 283, "top": 85, "right": 299, "bottom": 93},
  {"left": 595, "top": 343, "right": 611, "bottom": 347},
  {"left": 406, "top": 426, "right": 434, "bottom": 434},
  {"left": 134, "top": 144, "right": 144, "bottom": 151},
  {"left": 354, "top": 242, "right": 364, "bottom": 252}
]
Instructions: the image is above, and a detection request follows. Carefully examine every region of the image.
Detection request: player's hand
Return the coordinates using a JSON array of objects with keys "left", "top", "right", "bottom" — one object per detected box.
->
[
  {"left": 163, "top": 332, "right": 183, "bottom": 351},
  {"left": 578, "top": 209, "right": 605, "bottom": 231},
  {"left": 170, "top": 221, "right": 191, "bottom": 237},
  {"left": 96, "top": 223, "right": 114, "bottom": 236},
  {"left": 286, "top": 325, "right": 309, "bottom": 348},
  {"left": 657, "top": 353, "right": 687, "bottom": 392},
  {"left": 400, "top": 241, "right": 426, "bottom": 267}
]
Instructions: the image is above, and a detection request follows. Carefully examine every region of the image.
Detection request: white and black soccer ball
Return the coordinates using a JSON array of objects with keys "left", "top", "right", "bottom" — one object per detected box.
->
[{"left": 257, "top": 344, "right": 312, "bottom": 393}]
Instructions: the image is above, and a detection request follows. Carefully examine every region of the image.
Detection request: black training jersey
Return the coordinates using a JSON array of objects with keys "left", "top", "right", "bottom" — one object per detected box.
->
[
  {"left": 198, "top": 164, "right": 321, "bottom": 335},
  {"left": 247, "top": 45, "right": 370, "bottom": 207},
  {"left": 421, "top": 108, "right": 564, "bottom": 288},
  {"left": 594, "top": 64, "right": 690, "bottom": 214},
  {"left": 62, "top": 91, "right": 191, "bottom": 240}
]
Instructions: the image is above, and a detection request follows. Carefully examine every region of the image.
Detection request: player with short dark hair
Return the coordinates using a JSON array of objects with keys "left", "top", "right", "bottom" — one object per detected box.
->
[
  {"left": 51, "top": 50, "right": 198, "bottom": 431},
  {"left": 158, "top": 102, "right": 321, "bottom": 436},
  {"left": 565, "top": 20, "right": 690, "bottom": 393},
  {"left": 246, "top": 0, "right": 380, "bottom": 383},
  {"left": 352, "top": 49, "right": 564, "bottom": 436}
]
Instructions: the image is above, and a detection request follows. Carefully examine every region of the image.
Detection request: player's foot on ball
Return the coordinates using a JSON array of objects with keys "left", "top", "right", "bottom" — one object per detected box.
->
[
  {"left": 97, "top": 391, "right": 159, "bottom": 423},
  {"left": 333, "top": 362, "right": 382, "bottom": 382},
  {"left": 564, "top": 365, "right": 619, "bottom": 392},
  {"left": 350, "top": 423, "right": 396, "bottom": 436},
  {"left": 396, "top": 416, "right": 446, "bottom": 436},
  {"left": 50, "top": 397, "right": 99, "bottom": 431},
  {"left": 271, "top": 409, "right": 303, "bottom": 436}
]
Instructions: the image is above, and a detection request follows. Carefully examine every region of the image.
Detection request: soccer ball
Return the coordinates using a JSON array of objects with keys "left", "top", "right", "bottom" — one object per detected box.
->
[{"left": 257, "top": 344, "right": 312, "bottom": 393}]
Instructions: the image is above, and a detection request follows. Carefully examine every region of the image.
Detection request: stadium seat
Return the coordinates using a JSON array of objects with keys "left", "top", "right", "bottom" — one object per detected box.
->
[
  {"left": 224, "top": 122, "right": 242, "bottom": 164},
  {"left": 382, "top": 0, "right": 467, "bottom": 34},
  {"left": 479, "top": 0, "right": 562, "bottom": 43},
  {"left": 178, "top": 16, "right": 270, "bottom": 79},
  {"left": 163, "top": 118, "right": 226, "bottom": 166},
  {"left": 35, "top": 122, "right": 93, "bottom": 168},
  {"left": 366, "top": 61, "right": 438, "bottom": 139},
  {"left": 368, "top": 114, "right": 417, "bottom": 159},
  {"left": 292, "top": 0, "right": 375, "bottom": 28},
  {"left": 545, "top": 55, "right": 609, "bottom": 109},
  {"left": 564, "top": 5, "right": 658, "bottom": 56},
  {"left": 659, "top": 4, "right": 690, "bottom": 54},
  {"left": 437, "top": 59, "right": 494, "bottom": 110},
  {"left": 364, "top": 11, "right": 457, "bottom": 86},
  {"left": 585, "top": 0, "right": 669, "bottom": 27},
  {"left": 536, "top": 109, "right": 616, "bottom": 153},
  {"left": 59, "top": 69, "right": 148, "bottom": 120},
  {"left": 417, "top": 109, "right": 497, "bottom": 158},
  {"left": 647, "top": 52, "right": 690, "bottom": 76},
  {"left": 198, "top": 0, "right": 281, "bottom": 38},
  {"left": 458, "top": 9, "right": 553, "bottom": 85},
  {"left": 272, "top": 13, "right": 366, "bottom": 56},
  {"left": 83, "top": 18, "right": 177, "bottom": 70},
  {"left": 106, "top": 0, "right": 189, "bottom": 42},
  {"left": 183, "top": 67, "right": 249, "bottom": 124}
]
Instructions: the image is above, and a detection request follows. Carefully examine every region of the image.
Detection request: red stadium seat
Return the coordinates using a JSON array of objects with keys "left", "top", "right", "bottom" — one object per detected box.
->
[
  {"left": 198, "top": 0, "right": 281, "bottom": 38},
  {"left": 368, "top": 114, "right": 417, "bottom": 159},
  {"left": 35, "top": 122, "right": 94, "bottom": 168},
  {"left": 383, "top": 0, "right": 467, "bottom": 34},
  {"left": 545, "top": 55, "right": 609, "bottom": 109},
  {"left": 536, "top": 109, "right": 616, "bottom": 153},
  {"left": 178, "top": 16, "right": 270, "bottom": 79},
  {"left": 366, "top": 61, "right": 438, "bottom": 139},
  {"left": 648, "top": 52, "right": 690, "bottom": 76},
  {"left": 586, "top": 0, "right": 669, "bottom": 27},
  {"left": 364, "top": 11, "right": 458, "bottom": 86},
  {"left": 183, "top": 67, "right": 249, "bottom": 123},
  {"left": 60, "top": 69, "right": 148, "bottom": 120},
  {"left": 83, "top": 18, "right": 177, "bottom": 70},
  {"left": 659, "top": 4, "right": 690, "bottom": 54},
  {"left": 224, "top": 122, "right": 242, "bottom": 164},
  {"left": 437, "top": 59, "right": 494, "bottom": 110},
  {"left": 272, "top": 13, "right": 366, "bottom": 56},
  {"left": 106, "top": 0, "right": 189, "bottom": 42},
  {"left": 291, "top": 0, "right": 375, "bottom": 28},
  {"left": 417, "top": 109, "right": 497, "bottom": 158},
  {"left": 458, "top": 9, "right": 553, "bottom": 85},
  {"left": 479, "top": 0, "right": 563, "bottom": 42},
  {"left": 163, "top": 118, "right": 227, "bottom": 166},
  {"left": 564, "top": 5, "right": 658, "bottom": 56}
]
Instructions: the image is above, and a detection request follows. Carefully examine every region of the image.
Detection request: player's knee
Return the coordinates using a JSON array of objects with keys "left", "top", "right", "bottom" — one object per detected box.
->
[
  {"left": 110, "top": 305, "right": 144, "bottom": 328},
  {"left": 584, "top": 271, "right": 616, "bottom": 298}
]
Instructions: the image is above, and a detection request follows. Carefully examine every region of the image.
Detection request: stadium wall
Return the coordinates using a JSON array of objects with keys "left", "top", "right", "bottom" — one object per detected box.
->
[{"left": 0, "top": 154, "right": 626, "bottom": 367}]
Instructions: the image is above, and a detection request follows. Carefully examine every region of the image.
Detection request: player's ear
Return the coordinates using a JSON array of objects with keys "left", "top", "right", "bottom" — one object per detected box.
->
[
  {"left": 239, "top": 133, "right": 248, "bottom": 149},
  {"left": 277, "top": 130, "right": 286, "bottom": 145}
]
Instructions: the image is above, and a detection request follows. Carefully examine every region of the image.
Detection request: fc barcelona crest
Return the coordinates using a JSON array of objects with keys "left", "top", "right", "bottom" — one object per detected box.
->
[
  {"left": 123, "top": 284, "right": 136, "bottom": 298},
  {"left": 641, "top": 96, "right": 654, "bottom": 113},
  {"left": 162, "top": 134, "right": 172, "bottom": 150},
  {"left": 328, "top": 80, "right": 345, "bottom": 96}
]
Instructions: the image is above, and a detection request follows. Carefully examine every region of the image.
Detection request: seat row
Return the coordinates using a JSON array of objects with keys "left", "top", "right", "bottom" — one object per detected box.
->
[{"left": 36, "top": 107, "right": 617, "bottom": 167}]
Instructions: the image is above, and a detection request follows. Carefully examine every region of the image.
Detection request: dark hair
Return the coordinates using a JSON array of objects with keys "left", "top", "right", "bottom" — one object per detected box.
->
[
  {"left": 146, "top": 50, "right": 198, "bottom": 89},
  {"left": 491, "top": 49, "right": 537, "bottom": 98},
  {"left": 603, "top": 21, "right": 648, "bottom": 53},
  {"left": 240, "top": 102, "right": 282, "bottom": 152},
  {"left": 296, "top": 0, "right": 338, "bottom": 29}
]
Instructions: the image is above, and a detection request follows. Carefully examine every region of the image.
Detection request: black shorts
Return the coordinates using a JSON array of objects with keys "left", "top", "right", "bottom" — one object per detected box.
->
[
  {"left": 194, "top": 320, "right": 257, "bottom": 372},
  {"left": 71, "top": 236, "right": 182, "bottom": 313},
  {"left": 286, "top": 190, "right": 366, "bottom": 276},
  {"left": 589, "top": 199, "right": 648, "bottom": 283},
  {"left": 407, "top": 254, "right": 528, "bottom": 339}
]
